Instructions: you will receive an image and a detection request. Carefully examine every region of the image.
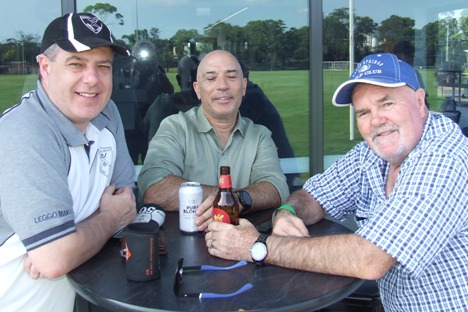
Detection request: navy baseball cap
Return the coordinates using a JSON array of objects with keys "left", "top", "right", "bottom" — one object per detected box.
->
[
  {"left": 40, "top": 13, "right": 130, "bottom": 56},
  {"left": 332, "top": 53, "right": 420, "bottom": 107}
]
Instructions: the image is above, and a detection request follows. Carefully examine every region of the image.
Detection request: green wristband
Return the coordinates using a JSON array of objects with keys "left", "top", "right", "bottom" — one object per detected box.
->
[
  {"left": 272, "top": 205, "right": 297, "bottom": 222},
  {"left": 277, "top": 205, "right": 296, "bottom": 215}
]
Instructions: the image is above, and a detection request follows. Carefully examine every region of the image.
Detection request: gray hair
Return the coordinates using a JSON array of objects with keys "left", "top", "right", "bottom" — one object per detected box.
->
[{"left": 37, "top": 43, "right": 61, "bottom": 80}]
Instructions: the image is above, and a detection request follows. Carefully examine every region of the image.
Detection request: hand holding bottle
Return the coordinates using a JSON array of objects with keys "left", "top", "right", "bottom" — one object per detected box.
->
[{"left": 212, "top": 166, "right": 240, "bottom": 225}]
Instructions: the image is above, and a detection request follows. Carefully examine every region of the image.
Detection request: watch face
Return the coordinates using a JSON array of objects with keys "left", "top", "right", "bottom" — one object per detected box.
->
[
  {"left": 251, "top": 242, "right": 267, "bottom": 261},
  {"left": 238, "top": 190, "right": 252, "bottom": 206}
]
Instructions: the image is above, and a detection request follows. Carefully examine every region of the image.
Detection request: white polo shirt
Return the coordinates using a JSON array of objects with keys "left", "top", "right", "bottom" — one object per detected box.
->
[{"left": 0, "top": 82, "right": 134, "bottom": 311}]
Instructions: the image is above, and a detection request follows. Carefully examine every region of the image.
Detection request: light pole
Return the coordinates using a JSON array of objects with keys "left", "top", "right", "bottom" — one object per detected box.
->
[
  {"left": 349, "top": 0, "right": 355, "bottom": 140},
  {"left": 135, "top": 0, "right": 139, "bottom": 43},
  {"left": 445, "top": 26, "right": 449, "bottom": 62},
  {"left": 15, "top": 42, "right": 19, "bottom": 64},
  {"left": 21, "top": 42, "right": 25, "bottom": 74}
]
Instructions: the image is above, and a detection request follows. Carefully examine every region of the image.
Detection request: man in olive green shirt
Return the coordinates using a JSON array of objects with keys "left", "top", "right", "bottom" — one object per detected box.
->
[{"left": 138, "top": 50, "right": 289, "bottom": 231}]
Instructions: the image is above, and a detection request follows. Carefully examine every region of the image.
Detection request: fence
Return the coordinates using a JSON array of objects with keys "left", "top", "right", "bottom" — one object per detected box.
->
[
  {"left": 0, "top": 64, "right": 38, "bottom": 75},
  {"left": 323, "top": 61, "right": 354, "bottom": 71}
]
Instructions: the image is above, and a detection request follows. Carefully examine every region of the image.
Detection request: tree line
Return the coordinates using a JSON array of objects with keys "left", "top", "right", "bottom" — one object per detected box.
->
[{"left": 1, "top": 4, "right": 467, "bottom": 73}]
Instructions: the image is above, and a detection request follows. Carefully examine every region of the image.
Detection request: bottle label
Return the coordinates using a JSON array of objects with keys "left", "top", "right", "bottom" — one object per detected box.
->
[
  {"left": 218, "top": 174, "right": 232, "bottom": 188},
  {"left": 212, "top": 208, "right": 232, "bottom": 224}
]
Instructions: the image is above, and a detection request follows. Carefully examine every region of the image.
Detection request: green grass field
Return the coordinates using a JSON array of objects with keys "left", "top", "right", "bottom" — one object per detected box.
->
[{"left": 0, "top": 69, "right": 444, "bottom": 156}]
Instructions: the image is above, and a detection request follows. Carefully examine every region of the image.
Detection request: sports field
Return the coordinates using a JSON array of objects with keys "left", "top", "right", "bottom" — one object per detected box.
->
[{"left": 0, "top": 69, "right": 443, "bottom": 156}]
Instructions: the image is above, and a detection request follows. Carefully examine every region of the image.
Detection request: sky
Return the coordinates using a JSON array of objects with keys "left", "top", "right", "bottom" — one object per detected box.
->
[{"left": 0, "top": 0, "right": 467, "bottom": 43}]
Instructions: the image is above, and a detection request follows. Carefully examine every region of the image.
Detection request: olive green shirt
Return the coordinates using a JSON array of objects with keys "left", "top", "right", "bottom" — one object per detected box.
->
[{"left": 138, "top": 107, "right": 289, "bottom": 202}]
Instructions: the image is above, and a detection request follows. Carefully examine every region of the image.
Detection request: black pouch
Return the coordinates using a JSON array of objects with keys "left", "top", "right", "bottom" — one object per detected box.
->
[{"left": 125, "top": 222, "right": 160, "bottom": 281}]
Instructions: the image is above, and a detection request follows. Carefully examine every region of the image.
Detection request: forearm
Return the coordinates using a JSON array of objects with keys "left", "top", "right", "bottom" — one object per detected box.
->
[
  {"left": 27, "top": 210, "right": 123, "bottom": 279},
  {"left": 143, "top": 175, "right": 186, "bottom": 211},
  {"left": 243, "top": 181, "right": 281, "bottom": 212},
  {"left": 27, "top": 185, "right": 136, "bottom": 279},
  {"left": 266, "top": 233, "right": 396, "bottom": 280},
  {"left": 284, "top": 189, "right": 325, "bottom": 225}
]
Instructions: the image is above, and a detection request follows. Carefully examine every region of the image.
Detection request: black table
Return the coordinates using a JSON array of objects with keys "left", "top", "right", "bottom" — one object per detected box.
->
[{"left": 69, "top": 211, "right": 362, "bottom": 312}]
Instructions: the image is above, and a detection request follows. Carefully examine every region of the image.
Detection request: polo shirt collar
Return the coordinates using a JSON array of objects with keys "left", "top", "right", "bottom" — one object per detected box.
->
[{"left": 195, "top": 106, "right": 246, "bottom": 137}]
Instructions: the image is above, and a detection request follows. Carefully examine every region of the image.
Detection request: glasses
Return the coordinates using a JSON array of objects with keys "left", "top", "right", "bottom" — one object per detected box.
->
[{"left": 173, "top": 258, "right": 253, "bottom": 299}]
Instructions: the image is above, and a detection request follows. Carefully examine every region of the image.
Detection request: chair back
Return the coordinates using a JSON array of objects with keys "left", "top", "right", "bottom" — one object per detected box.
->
[{"left": 441, "top": 111, "right": 461, "bottom": 124}]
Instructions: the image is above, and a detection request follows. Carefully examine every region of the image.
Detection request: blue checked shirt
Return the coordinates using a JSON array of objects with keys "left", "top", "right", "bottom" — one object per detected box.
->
[{"left": 303, "top": 113, "right": 467, "bottom": 311}]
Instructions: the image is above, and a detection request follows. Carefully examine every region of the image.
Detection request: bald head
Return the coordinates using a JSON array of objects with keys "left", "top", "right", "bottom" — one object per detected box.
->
[
  {"left": 196, "top": 50, "right": 243, "bottom": 82},
  {"left": 193, "top": 50, "right": 247, "bottom": 123}
]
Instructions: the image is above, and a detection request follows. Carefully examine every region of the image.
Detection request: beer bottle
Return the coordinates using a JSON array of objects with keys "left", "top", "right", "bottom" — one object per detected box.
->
[{"left": 212, "top": 166, "right": 240, "bottom": 225}]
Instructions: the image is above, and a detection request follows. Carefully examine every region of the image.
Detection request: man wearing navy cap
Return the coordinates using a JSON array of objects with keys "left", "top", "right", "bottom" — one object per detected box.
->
[
  {"left": 0, "top": 13, "right": 136, "bottom": 310},
  {"left": 206, "top": 53, "right": 467, "bottom": 311}
]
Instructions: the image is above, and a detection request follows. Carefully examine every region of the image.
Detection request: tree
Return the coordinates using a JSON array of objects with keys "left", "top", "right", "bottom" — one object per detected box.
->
[
  {"left": 83, "top": 3, "right": 124, "bottom": 26},
  {"left": 439, "top": 16, "right": 465, "bottom": 67},
  {"left": 461, "top": 15, "right": 468, "bottom": 39},
  {"left": 323, "top": 8, "right": 376, "bottom": 61},
  {"left": 243, "top": 19, "right": 286, "bottom": 70},
  {"left": 377, "top": 15, "right": 415, "bottom": 52},
  {"left": 354, "top": 16, "right": 377, "bottom": 60},
  {"left": 204, "top": 23, "right": 247, "bottom": 60},
  {"left": 171, "top": 29, "right": 202, "bottom": 60},
  {"left": 282, "top": 26, "right": 309, "bottom": 68},
  {"left": 3, "top": 32, "right": 40, "bottom": 65},
  {"left": 323, "top": 8, "right": 349, "bottom": 61}
]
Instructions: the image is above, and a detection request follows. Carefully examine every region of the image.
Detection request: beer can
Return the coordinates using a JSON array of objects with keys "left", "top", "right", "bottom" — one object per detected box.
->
[{"left": 178, "top": 182, "right": 203, "bottom": 233}]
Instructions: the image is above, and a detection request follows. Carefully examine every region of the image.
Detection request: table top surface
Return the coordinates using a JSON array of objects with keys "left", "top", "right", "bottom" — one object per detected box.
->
[{"left": 69, "top": 211, "right": 362, "bottom": 312}]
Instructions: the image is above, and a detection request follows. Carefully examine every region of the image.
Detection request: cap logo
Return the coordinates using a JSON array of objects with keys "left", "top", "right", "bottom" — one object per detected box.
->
[
  {"left": 359, "top": 64, "right": 371, "bottom": 72},
  {"left": 353, "top": 61, "right": 383, "bottom": 79},
  {"left": 80, "top": 15, "right": 103, "bottom": 34}
]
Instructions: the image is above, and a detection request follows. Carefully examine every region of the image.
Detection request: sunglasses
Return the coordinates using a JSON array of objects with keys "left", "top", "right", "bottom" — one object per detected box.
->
[{"left": 173, "top": 258, "right": 253, "bottom": 299}]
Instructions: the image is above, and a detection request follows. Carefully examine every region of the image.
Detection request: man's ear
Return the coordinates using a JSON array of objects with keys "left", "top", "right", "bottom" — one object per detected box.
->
[
  {"left": 415, "top": 88, "right": 427, "bottom": 117},
  {"left": 242, "top": 77, "right": 247, "bottom": 97},
  {"left": 37, "top": 55, "right": 50, "bottom": 80},
  {"left": 193, "top": 81, "right": 201, "bottom": 100}
]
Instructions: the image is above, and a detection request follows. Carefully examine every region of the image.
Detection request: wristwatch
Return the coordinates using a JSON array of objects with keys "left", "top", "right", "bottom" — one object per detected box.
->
[
  {"left": 235, "top": 190, "right": 252, "bottom": 214},
  {"left": 250, "top": 234, "right": 270, "bottom": 265}
]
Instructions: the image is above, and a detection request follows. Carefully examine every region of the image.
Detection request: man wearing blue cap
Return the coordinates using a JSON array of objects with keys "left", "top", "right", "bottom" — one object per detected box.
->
[
  {"left": 206, "top": 53, "right": 467, "bottom": 311},
  {"left": 0, "top": 13, "right": 136, "bottom": 310}
]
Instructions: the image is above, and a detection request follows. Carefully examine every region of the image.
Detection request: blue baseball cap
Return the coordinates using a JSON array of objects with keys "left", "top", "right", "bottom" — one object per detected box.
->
[{"left": 332, "top": 53, "right": 420, "bottom": 107}]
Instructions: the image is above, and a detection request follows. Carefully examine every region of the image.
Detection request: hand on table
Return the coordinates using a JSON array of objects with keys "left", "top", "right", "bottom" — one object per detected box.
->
[
  {"left": 205, "top": 219, "right": 259, "bottom": 262},
  {"left": 272, "top": 209, "right": 310, "bottom": 237}
]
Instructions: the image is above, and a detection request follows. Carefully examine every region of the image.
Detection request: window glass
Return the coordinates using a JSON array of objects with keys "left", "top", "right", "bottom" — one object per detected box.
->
[
  {"left": 0, "top": 1, "right": 60, "bottom": 112},
  {"left": 4, "top": 1, "right": 465, "bottom": 179},
  {"left": 76, "top": 0, "right": 311, "bottom": 185},
  {"left": 323, "top": 0, "right": 468, "bottom": 157}
]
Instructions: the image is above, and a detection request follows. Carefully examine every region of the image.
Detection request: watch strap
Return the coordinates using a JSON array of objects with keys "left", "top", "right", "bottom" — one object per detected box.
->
[
  {"left": 256, "top": 233, "right": 269, "bottom": 245},
  {"left": 251, "top": 233, "right": 270, "bottom": 265},
  {"left": 236, "top": 190, "right": 252, "bottom": 214}
]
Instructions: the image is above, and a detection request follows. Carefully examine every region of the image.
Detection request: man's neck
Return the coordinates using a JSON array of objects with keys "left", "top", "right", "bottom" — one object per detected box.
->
[
  {"left": 203, "top": 110, "right": 237, "bottom": 149},
  {"left": 385, "top": 165, "right": 400, "bottom": 198}
]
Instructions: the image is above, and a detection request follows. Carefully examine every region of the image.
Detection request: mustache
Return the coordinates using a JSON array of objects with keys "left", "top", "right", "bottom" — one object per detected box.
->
[{"left": 370, "top": 125, "right": 398, "bottom": 140}]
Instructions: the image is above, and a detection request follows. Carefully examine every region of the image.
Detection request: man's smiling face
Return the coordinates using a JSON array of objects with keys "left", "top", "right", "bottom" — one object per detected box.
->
[
  {"left": 38, "top": 46, "right": 114, "bottom": 132},
  {"left": 353, "top": 84, "right": 427, "bottom": 166}
]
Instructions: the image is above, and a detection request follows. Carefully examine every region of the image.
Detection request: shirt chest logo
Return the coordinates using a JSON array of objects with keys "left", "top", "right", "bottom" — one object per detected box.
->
[{"left": 98, "top": 147, "right": 113, "bottom": 177}]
